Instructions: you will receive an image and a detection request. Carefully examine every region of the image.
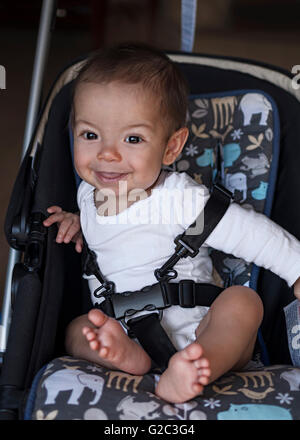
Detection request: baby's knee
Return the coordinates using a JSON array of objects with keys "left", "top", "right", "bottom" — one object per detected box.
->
[{"left": 221, "top": 286, "right": 264, "bottom": 326}]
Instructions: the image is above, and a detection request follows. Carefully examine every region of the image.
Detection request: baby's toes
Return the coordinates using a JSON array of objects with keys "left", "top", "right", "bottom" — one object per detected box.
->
[
  {"left": 88, "top": 309, "right": 108, "bottom": 328},
  {"left": 192, "top": 383, "right": 204, "bottom": 394},
  {"left": 194, "top": 357, "right": 209, "bottom": 369},
  {"left": 98, "top": 346, "right": 109, "bottom": 358},
  {"left": 83, "top": 327, "right": 97, "bottom": 342},
  {"left": 198, "top": 368, "right": 211, "bottom": 385},
  {"left": 182, "top": 342, "right": 203, "bottom": 361},
  {"left": 89, "top": 339, "right": 100, "bottom": 351}
]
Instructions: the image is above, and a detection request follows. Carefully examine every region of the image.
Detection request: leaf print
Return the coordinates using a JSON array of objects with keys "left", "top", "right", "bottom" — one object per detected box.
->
[
  {"left": 191, "top": 123, "right": 199, "bottom": 137},
  {"left": 192, "top": 108, "right": 208, "bottom": 118},
  {"left": 246, "top": 144, "right": 259, "bottom": 151},
  {"left": 209, "top": 129, "right": 220, "bottom": 138},
  {"left": 36, "top": 409, "right": 58, "bottom": 420},
  {"left": 194, "top": 98, "right": 209, "bottom": 108},
  {"left": 191, "top": 122, "right": 209, "bottom": 138},
  {"left": 212, "top": 384, "right": 238, "bottom": 395},
  {"left": 45, "top": 410, "right": 58, "bottom": 420},
  {"left": 36, "top": 410, "right": 44, "bottom": 420},
  {"left": 248, "top": 135, "right": 258, "bottom": 144},
  {"left": 246, "top": 133, "right": 264, "bottom": 151}
]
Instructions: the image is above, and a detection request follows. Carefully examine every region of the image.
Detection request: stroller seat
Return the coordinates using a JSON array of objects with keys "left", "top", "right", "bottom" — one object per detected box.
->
[
  {"left": 3, "top": 52, "right": 300, "bottom": 420},
  {"left": 27, "top": 356, "right": 300, "bottom": 420}
]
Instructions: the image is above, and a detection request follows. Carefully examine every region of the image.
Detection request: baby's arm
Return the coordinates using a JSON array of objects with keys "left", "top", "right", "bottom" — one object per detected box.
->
[
  {"left": 43, "top": 205, "right": 83, "bottom": 253},
  {"left": 205, "top": 203, "right": 300, "bottom": 299},
  {"left": 294, "top": 277, "right": 300, "bottom": 300}
]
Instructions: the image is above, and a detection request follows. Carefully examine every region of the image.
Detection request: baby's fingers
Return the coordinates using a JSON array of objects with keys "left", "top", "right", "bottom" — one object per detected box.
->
[
  {"left": 61, "top": 221, "right": 81, "bottom": 244},
  {"left": 47, "top": 206, "right": 62, "bottom": 214},
  {"left": 56, "top": 218, "right": 77, "bottom": 243},
  {"left": 75, "top": 234, "right": 83, "bottom": 253},
  {"left": 43, "top": 208, "right": 65, "bottom": 227}
]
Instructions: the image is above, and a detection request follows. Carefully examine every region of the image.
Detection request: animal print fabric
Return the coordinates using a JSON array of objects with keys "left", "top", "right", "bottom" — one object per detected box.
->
[
  {"left": 30, "top": 357, "right": 300, "bottom": 420},
  {"left": 173, "top": 90, "right": 278, "bottom": 288}
]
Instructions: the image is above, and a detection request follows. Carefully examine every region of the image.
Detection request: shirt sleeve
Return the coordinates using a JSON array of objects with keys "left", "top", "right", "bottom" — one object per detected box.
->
[
  {"left": 205, "top": 202, "right": 300, "bottom": 287},
  {"left": 77, "top": 180, "right": 94, "bottom": 211}
]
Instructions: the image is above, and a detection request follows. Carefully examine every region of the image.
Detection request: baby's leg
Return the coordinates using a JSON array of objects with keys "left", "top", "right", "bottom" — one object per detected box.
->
[
  {"left": 65, "top": 310, "right": 151, "bottom": 375},
  {"left": 156, "top": 286, "right": 263, "bottom": 403}
]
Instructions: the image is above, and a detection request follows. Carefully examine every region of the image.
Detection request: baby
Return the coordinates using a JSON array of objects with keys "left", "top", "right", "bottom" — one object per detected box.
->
[{"left": 44, "top": 43, "right": 300, "bottom": 404}]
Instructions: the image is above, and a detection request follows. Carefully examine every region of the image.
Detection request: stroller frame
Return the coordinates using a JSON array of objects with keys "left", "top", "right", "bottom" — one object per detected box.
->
[{"left": 0, "top": 0, "right": 57, "bottom": 356}]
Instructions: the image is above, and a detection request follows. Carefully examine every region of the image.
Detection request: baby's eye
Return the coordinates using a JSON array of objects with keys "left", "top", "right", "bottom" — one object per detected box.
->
[
  {"left": 125, "top": 135, "right": 143, "bottom": 144},
  {"left": 82, "top": 131, "right": 98, "bottom": 140}
]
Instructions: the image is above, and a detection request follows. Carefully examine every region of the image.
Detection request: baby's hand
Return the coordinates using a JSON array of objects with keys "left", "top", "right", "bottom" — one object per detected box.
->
[
  {"left": 293, "top": 276, "right": 300, "bottom": 300},
  {"left": 43, "top": 206, "right": 83, "bottom": 253}
]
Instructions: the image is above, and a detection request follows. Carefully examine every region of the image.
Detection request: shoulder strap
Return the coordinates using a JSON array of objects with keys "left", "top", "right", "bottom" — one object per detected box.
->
[
  {"left": 81, "top": 236, "right": 115, "bottom": 297},
  {"left": 155, "top": 184, "right": 233, "bottom": 281}
]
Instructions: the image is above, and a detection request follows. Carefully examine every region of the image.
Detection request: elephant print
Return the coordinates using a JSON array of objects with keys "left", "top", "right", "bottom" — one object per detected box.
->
[
  {"left": 225, "top": 172, "right": 248, "bottom": 202},
  {"left": 43, "top": 368, "right": 105, "bottom": 405},
  {"left": 280, "top": 369, "right": 300, "bottom": 391},
  {"left": 239, "top": 93, "right": 272, "bottom": 126}
]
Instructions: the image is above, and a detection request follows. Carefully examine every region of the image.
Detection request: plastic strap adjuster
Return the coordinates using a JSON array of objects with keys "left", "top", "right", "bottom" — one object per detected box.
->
[
  {"left": 178, "top": 279, "right": 196, "bottom": 308},
  {"left": 175, "top": 236, "right": 199, "bottom": 258}
]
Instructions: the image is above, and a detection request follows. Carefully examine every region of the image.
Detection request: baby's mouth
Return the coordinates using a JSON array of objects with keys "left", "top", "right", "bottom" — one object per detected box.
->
[{"left": 95, "top": 171, "right": 129, "bottom": 183}]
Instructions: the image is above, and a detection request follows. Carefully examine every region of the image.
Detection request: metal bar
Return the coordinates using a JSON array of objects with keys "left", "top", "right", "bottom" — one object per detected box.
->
[
  {"left": 181, "top": 0, "right": 197, "bottom": 53},
  {"left": 0, "top": 0, "right": 56, "bottom": 354}
]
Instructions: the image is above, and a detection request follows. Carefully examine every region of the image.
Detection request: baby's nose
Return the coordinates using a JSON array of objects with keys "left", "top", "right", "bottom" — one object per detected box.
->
[{"left": 97, "top": 145, "right": 122, "bottom": 162}]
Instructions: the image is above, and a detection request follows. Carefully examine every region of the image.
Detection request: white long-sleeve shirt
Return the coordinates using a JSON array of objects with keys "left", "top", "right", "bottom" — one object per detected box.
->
[{"left": 78, "top": 171, "right": 300, "bottom": 301}]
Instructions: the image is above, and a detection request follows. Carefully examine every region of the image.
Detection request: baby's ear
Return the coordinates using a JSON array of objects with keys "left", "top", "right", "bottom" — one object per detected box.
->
[{"left": 162, "top": 127, "right": 189, "bottom": 166}]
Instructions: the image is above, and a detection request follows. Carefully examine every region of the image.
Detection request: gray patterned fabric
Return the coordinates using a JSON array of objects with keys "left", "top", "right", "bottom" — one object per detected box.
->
[
  {"left": 172, "top": 90, "right": 278, "bottom": 288},
  {"left": 31, "top": 357, "right": 300, "bottom": 420}
]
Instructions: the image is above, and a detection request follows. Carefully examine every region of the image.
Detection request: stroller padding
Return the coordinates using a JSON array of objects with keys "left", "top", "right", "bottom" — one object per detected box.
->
[{"left": 27, "top": 356, "right": 300, "bottom": 420}]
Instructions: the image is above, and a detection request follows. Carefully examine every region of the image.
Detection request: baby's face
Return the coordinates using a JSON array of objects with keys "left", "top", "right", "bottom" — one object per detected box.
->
[{"left": 73, "top": 81, "right": 187, "bottom": 200}]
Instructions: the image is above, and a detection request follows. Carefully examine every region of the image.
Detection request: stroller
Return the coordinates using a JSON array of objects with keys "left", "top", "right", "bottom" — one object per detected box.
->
[{"left": 1, "top": 1, "right": 300, "bottom": 420}]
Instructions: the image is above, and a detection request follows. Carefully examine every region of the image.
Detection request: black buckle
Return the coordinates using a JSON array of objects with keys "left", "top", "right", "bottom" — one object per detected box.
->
[
  {"left": 93, "top": 281, "right": 115, "bottom": 298},
  {"left": 111, "top": 283, "right": 169, "bottom": 322},
  {"left": 178, "top": 280, "right": 196, "bottom": 308}
]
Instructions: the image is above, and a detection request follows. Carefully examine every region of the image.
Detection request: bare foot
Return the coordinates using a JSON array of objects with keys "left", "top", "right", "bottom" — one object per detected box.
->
[
  {"left": 155, "top": 343, "right": 211, "bottom": 403},
  {"left": 82, "top": 309, "right": 151, "bottom": 375}
]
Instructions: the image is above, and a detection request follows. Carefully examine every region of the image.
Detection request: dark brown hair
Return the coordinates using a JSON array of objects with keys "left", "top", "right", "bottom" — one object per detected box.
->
[{"left": 72, "top": 43, "right": 189, "bottom": 135}]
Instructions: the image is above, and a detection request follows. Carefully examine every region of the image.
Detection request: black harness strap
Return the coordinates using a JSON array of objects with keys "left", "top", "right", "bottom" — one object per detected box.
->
[
  {"left": 155, "top": 184, "right": 233, "bottom": 282},
  {"left": 127, "top": 314, "right": 177, "bottom": 370},
  {"left": 98, "top": 281, "right": 224, "bottom": 320}
]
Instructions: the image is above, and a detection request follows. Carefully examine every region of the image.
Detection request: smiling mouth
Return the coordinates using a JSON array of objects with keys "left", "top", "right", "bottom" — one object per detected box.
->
[{"left": 94, "top": 171, "right": 129, "bottom": 183}]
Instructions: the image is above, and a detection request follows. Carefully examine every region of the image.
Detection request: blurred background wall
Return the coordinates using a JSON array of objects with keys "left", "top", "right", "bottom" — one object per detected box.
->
[{"left": 1, "top": 0, "right": 300, "bottom": 305}]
